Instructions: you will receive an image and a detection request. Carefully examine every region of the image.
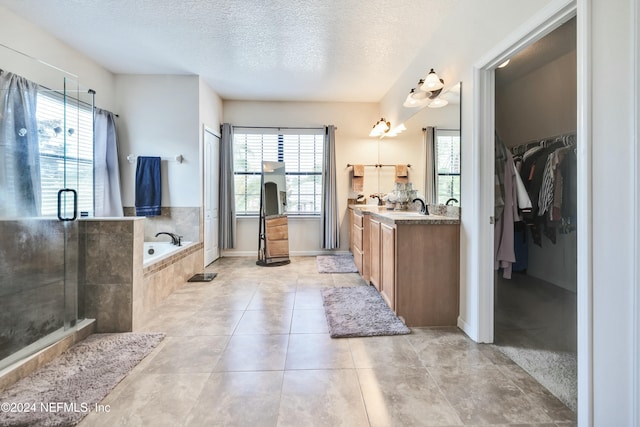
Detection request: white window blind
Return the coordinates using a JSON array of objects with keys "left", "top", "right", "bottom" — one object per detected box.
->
[
  {"left": 233, "top": 128, "right": 324, "bottom": 215},
  {"left": 36, "top": 91, "right": 94, "bottom": 217},
  {"left": 436, "top": 131, "right": 461, "bottom": 205}
]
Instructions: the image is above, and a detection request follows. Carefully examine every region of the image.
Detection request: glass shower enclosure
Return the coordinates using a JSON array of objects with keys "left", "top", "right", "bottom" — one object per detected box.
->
[{"left": 0, "top": 61, "right": 92, "bottom": 371}]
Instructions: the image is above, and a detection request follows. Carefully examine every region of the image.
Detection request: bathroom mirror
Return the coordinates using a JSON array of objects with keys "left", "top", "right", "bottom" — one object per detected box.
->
[
  {"left": 399, "top": 81, "right": 461, "bottom": 206},
  {"left": 257, "top": 161, "right": 290, "bottom": 266}
]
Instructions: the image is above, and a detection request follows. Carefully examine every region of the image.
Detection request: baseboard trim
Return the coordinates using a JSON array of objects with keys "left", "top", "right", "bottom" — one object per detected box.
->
[{"left": 221, "top": 250, "right": 352, "bottom": 257}]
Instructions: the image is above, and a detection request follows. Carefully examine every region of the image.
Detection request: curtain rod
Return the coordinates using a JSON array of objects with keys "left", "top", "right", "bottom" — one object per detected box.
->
[
  {"left": 1, "top": 67, "right": 119, "bottom": 117},
  {"left": 233, "top": 125, "right": 335, "bottom": 130},
  {"left": 347, "top": 163, "right": 411, "bottom": 168},
  {"left": 422, "top": 127, "right": 460, "bottom": 132},
  {"left": 43, "top": 86, "right": 119, "bottom": 118}
]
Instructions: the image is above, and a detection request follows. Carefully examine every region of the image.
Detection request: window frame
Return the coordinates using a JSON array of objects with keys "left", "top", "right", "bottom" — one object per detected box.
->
[
  {"left": 233, "top": 127, "right": 324, "bottom": 217},
  {"left": 36, "top": 90, "right": 94, "bottom": 217},
  {"left": 435, "top": 129, "right": 461, "bottom": 205}
]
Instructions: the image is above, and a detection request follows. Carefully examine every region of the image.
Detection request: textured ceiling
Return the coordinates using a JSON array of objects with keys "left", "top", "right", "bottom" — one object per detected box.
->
[{"left": 0, "top": 0, "right": 459, "bottom": 102}]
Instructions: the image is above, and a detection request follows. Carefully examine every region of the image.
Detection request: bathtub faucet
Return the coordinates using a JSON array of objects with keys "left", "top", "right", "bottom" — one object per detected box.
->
[{"left": 155, "top": 232, "right": 181, "bottom": 246}]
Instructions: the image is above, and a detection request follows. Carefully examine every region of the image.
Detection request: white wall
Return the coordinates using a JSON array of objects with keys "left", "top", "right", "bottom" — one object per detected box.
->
[
  {"left": 0, "top": 5, "right": 116, "bottom": 111},
  {"left": 115, "top": 75, "right": 201, "bottom": 208},
  {"left": 222, "top": 100, "right": 378, "bottom": 255}
]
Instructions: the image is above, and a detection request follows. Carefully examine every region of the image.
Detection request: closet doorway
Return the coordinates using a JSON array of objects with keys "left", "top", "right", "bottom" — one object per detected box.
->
[{"left": 493, "top": 17, "right": 577, "bottom": 412}]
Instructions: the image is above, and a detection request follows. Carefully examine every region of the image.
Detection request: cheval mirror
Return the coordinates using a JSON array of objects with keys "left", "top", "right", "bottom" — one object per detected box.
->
[{"left": 257, "top": 161, "right": 290, "bottom": 266}]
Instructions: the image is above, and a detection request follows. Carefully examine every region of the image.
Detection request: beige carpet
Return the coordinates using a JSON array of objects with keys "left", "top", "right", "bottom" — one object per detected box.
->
[{"left": 0, "top": 332, "right": 164, "bottom": 427}]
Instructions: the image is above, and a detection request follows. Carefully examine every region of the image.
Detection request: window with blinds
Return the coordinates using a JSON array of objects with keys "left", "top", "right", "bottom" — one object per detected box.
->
[
  {"left": 233, "top": 128, "right": 324, "bottom": 215},
  {"left": 436, "top": 131, "right": 461, "bottom": 205},
  {"left": 37, "top": 91, "right": 94, "bottom": 217}
]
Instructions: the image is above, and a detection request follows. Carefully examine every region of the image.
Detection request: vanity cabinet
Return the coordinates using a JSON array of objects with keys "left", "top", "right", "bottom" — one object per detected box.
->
[
  {"left": 380, "top": 223, "right": 395, "bottom": 310},
  {"left": 350, "top": 210, "right": 364, "bottom": 275},
  {"left": 348, "top": 206, "right": 460, "bottom": 327},
  {"left": 369, "top": 218, "right": 381, "bottom": 291},
  {"left": 393, "top": 222, "right": 459, "bottom": 326}
]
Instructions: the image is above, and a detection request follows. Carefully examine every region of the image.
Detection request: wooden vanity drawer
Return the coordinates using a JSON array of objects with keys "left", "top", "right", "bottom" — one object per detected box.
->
[
  {"left": 352, "top": 213, "right": 363, "bottom": 227},
  {"left": 352, "top": 225, "right": 363, "bottom": 250},
  {"left": 353, "top": 245, "right": 363, "bottom": 274}
]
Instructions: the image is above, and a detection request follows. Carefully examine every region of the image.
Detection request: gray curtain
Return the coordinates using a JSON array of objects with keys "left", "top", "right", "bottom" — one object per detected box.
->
[
  {"left": 219, "top": 123, "right": 236, "bottom": 249},
  {"left": 424, "top": 126, "right": 438, "bottom": 205},
  {"left": 94, "top": 108, "right": 123, "bottom": 216},
  {"left": 321, "top": 125, "right": 339, "bottom": 249},
  {"left": 0, "top": 70, "right": 41, "bottom": 217}
]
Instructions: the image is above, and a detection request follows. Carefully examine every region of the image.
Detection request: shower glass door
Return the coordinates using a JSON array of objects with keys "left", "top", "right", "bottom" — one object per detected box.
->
[{"left": 0, "top": 74, "right": 88, "bottom": 371}]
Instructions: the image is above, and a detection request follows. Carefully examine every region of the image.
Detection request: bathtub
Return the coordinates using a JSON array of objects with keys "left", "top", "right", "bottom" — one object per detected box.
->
[{"left": 143, "top": 241, "right": 193, "bottom": 267}]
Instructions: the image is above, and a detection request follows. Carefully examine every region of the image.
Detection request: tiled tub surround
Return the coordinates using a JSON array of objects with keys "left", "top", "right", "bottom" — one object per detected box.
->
[
  {"left": 124, "top": 206, "right": 201, "bottom": 243},
  {"left": 81, "top": 218, "right": 202, "bottom": 332},
  {"left": 141, "top": 241, "right": 203, "bottom": 324}
]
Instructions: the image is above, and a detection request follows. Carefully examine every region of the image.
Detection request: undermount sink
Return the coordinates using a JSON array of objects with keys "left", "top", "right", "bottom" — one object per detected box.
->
[{"left": 381, "top": 211, "right": 450, "bottom": 220}]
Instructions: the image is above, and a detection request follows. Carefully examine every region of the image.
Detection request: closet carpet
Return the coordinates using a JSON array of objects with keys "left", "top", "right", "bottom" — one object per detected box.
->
[{"left": 494, "top": 272, "right": 578, "bottom": 412}]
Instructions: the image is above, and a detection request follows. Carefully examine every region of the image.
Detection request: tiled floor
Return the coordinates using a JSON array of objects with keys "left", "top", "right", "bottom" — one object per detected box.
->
[{"left": 79, "top": 257, "right": 576, "bottom": 427}]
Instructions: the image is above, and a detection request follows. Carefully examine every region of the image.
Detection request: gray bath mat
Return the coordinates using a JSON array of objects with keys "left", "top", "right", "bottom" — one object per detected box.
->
[
  {"left": 0, "top": 332, "right": 164, "bottom": 427},
  {"left": 321, "top": 286, "right": 410, "bottom": 338},
  {"left": 316, "top": 255, "right": 358, "bottom": 273},
  {"left": 188, "top": 272, "right": 217, "bottom": 282}
]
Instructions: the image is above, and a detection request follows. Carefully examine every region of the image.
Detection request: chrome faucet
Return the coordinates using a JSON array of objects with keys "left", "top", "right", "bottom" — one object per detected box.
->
[
  {"left": 412, "top": 198, "right": 429, "bottom": 215},
  {"left": 155, "top": 232, "right": 181, "bottom": 246},
  {"left": 445, "top": 198, "right": 459, "bottom": 206}
]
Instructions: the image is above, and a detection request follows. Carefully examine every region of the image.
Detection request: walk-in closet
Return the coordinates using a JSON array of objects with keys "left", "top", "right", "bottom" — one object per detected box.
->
[{"left": 493, "top": 17, "right": 577, "bottom": 412}]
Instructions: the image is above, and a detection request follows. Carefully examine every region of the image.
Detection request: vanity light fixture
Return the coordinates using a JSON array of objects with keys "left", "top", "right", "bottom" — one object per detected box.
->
[
  {"left": 403, "top": 89, "right": 422, "bottom": 108},
  {"left": 421, "top": 68, "right": 445, "bottom": 91},
  {"left": 403, "top": 79, "right": 432, "bottom": 108},
  {"left": 386, "top": 123, "right": 407, "bottom": 137},
  {"left": 427, "top": 96, "right": 449, "bottom": 108},
  {"left": 369, "top": 118, "right": 391, "bottom": 137},
  {"left": 368, "top": 118, "right": 406, "bottom": 138}
]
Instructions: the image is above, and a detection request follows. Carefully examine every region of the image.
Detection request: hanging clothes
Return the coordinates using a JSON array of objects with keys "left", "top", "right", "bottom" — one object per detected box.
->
[
  {"left": 494, "top": 134, "right": 519, "bottom": 279},
  {"left": 511, "top": 134, "right": 576, "bottom": 246}
]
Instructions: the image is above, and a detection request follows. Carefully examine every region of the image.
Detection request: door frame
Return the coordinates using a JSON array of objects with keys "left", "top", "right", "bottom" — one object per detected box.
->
[
  {"left": 634, "top": 0, "right": 640, "bottom": 424},
  {"left": 472, "top": 0, "right": 593, "bottom": 425},
  {"left": 203, "top": 125, "right": 221, "bottom": 266}
]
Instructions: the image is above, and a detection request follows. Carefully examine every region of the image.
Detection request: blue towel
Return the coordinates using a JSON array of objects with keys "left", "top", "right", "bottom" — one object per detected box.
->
[{"left": 135, "top": 156, "right": 162, "bottom": 216}]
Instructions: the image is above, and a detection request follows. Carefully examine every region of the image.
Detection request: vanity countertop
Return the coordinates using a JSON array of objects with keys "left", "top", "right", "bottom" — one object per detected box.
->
[{"left": 348, "top": 204, "right": 460, "bottom": 225}]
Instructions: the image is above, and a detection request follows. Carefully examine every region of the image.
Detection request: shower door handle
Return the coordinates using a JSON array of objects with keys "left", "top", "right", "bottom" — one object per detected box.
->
[{"left": 57, "top": 188, "right": 78, "bottom": 221}]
